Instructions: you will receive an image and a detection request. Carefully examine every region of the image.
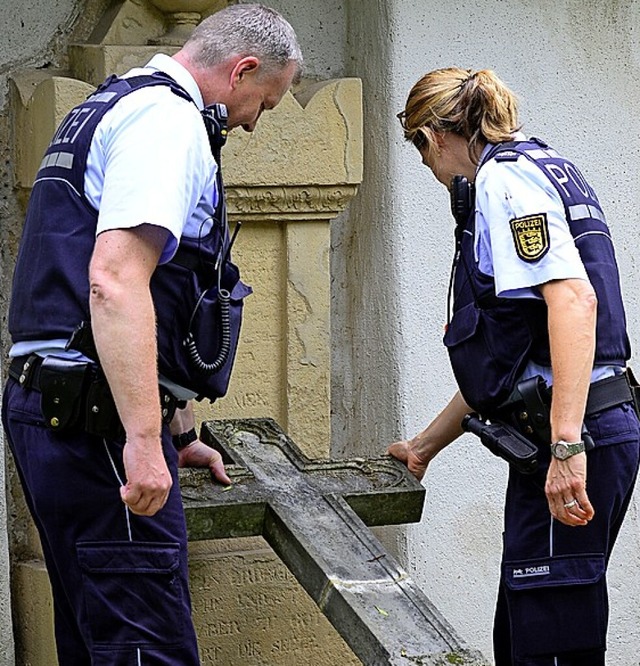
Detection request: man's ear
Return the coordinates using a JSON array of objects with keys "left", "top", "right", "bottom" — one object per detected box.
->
[{"left": 230, "top": 56, "right": 260, "bottom": 87}]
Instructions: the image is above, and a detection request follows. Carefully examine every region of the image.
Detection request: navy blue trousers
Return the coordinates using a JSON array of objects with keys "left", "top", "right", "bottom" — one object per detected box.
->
[
  {"left": 493, "top": 402, "right": 640, "bottom": 666},
  {"left": 2, "top": 377, "right": 201, "bottom": 665}
]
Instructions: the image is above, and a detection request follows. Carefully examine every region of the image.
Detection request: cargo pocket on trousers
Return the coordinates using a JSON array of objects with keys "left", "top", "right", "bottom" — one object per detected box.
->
[
  {"left": 503, "top": 553, "right": 606, "bottom": 657},
  {"left": 77, "top": 541, "right": 184, "bottom": 647}
]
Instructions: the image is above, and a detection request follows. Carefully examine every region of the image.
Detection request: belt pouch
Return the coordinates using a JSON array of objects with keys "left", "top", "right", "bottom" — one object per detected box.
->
[
  {"left": 499, "top": 375, "right": 551, "bottom": 446},
  {"left": 84, "top": 376, "right": 124, "bottom": 440},
  {"left": 39, "top": 357, "right": 91, "bottom": 431},
  {"left": 625, "top": 367, "right": 640, "bottom": 417}
]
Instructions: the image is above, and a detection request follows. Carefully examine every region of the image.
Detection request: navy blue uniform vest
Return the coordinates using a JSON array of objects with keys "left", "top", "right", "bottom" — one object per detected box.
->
[
  {"left": 9, "top": 72, "right": 250, "bottom": 400},
  {"left": 443, "top": 138, "right": 630, "bottom": 415}
]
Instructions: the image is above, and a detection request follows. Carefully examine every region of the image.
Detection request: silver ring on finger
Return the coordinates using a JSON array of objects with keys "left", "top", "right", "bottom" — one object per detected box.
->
[{"left": 563, "top": 499, "right": 577, "bottom": 509}]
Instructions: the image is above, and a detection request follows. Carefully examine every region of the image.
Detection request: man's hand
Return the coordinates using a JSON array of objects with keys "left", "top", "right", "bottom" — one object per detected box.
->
[
  {"left": 388, "top": 440, "right": 430, "bottom": 481},
  {"left": 545, "top": 452, "right": 594, "bottom": 527},
  {"left": 168, "top": 404, "right": 232, "bottom": 485},
  {"left": 120, "top": 439, "right": 173, "bottom": 516},
  {"left": 178, "top": 438, "right": 232, "bottom": 486}
]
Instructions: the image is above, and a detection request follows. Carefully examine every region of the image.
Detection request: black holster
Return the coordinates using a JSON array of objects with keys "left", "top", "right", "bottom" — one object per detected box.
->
[
  {"left": 495, "top": 376, "right": 552, "bottom": 447},
  {"left": 84, "top": 372, "right": 125, "bottom": 440},
  {"left": 462, "top": 413, "right": 539, "bottom": 474},
  {"left": 39, "top": 356, "right": 92, "bottom": 431},
  {"left": 625, "top": 367, "right": 640, "bottom": 416},
  {"left": 38, "top": 357, "right": 125, "bottom": 440}
]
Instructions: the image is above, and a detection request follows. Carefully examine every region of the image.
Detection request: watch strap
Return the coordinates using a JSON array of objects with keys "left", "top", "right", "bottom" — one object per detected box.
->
[
  {"left": 172, "top": 427, "right": 198, "bottom": 451},
  {"left": 551, "top": 439, "right": 585, "bottom": 460}
]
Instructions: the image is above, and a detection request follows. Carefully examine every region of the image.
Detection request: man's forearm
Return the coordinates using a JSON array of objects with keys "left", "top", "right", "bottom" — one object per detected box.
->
[
  {"left": 90, "top": 288, "right": 162, "bottom": 441},
  {"left": 170, "top": 402, "right": 196, "bottom": 436},
  {"left": 89, "top": 227, "right": 168, "bottom": 442}
]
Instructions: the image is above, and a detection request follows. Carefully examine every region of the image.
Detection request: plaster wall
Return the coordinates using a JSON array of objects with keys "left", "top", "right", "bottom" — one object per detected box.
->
[
  {"left": 341, "top": 0, "right": 640, "bottom": 662},
  {"left": 247, "top": 0, "right": 347, "bottom": 81},
  {"left": 0, "top": 0, "right": 78, "bottom": 94}
]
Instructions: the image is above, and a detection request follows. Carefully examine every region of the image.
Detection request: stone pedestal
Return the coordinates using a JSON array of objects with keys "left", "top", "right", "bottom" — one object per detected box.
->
[{"left": 189, "top": 539, "right": 360, "bottom": 665}]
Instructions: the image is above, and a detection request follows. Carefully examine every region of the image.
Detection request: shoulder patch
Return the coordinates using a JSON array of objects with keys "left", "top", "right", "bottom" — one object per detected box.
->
[{"left": 509, "top": 213, "right": 550, "bottom": 262}]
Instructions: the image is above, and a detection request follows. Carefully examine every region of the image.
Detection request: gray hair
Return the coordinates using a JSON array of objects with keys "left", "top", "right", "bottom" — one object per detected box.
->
[{"left": 185, "top": 4, "right": 303, "bottom": 82}]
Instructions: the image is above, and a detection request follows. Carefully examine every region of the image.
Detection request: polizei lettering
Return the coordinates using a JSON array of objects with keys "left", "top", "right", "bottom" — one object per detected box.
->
[
  {"left": 512, "top": 565, "right": 550, "bottom": 578},
  {"left": 51, "top": 107, "right": 96, "bottom": 146},
  {"left": 543, "top": 161, "right": 598, "bottom": 202},
  {"left": 509, "top": 213, "right": 550, "bottom": 262}
]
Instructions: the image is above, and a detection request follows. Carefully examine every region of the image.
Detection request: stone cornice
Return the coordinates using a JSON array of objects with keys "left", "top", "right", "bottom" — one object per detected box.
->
[{"left": 226, "top": 184, "right": 359, "bottom": 221}]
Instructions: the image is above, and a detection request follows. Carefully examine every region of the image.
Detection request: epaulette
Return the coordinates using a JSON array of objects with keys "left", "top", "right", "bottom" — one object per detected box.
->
[{"left": 494, "top": 151, "right": 520, "bottom": 162}]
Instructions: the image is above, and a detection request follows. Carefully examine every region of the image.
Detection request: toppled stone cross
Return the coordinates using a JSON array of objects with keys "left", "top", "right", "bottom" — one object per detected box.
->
[{"left": 180, "top": 418, "right": 487, "bottom": 666}]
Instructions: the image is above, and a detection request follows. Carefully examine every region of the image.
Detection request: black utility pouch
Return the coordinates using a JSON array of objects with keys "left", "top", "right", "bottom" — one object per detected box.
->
[
  {"left": 625, "top": 367, "right": 640, "bottom": 417},
  {"left": 495, "top": 375, "right": 551, "bottom": 447},
  {"left": 84, "top": 375, "right": 125, "bottom": 441},
  {"left": 39, "top": 357, "right": 91, "bottom": 431}
]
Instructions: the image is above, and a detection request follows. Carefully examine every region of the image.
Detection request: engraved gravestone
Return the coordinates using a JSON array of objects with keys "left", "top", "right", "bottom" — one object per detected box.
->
[{"left": 180, "top": 418, "right": 487, "bottom": 666}]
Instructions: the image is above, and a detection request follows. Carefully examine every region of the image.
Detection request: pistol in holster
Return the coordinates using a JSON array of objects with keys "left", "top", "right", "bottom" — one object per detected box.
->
[
  {"left": 496, "top": 376, "right": 552, "bottom": 447},
  {"left": 498, "top": 375, "right": 600, "bottom": 450},
  {"left": 461, "top": 413, "right": 539, "bottom": 475}
]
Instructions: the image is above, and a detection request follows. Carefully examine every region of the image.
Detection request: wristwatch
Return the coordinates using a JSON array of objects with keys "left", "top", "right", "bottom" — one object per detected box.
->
[
  {"left": 172, "top": 427, "right": 198, "bottom": 451},
  {"left": 550, "top": 440, "right": 585, "bottom": 460}
]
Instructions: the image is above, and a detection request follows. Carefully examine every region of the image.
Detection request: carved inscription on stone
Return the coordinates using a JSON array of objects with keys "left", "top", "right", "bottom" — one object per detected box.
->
[{"left": 189, "top": 543, "right": 360, "bottom": 665}]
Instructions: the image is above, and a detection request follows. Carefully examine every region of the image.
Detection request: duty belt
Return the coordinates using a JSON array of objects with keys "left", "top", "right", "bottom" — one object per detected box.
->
[
  {"left": 584, "top": 371, "right": 637, "bottom": 416},
  {"left": 9, "top": 354, "right": 184, "bottom": 439},
  {"left": 496, "top": 370, "right": 639, "bottom": 446}
]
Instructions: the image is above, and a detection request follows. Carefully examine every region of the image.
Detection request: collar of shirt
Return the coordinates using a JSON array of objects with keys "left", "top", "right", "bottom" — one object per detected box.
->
[
  {"left": 476, "top": 131, "right": 527, "bottom": 175},
  {"left": 144, "top": 53, "right": 204, "bottom": 110}
]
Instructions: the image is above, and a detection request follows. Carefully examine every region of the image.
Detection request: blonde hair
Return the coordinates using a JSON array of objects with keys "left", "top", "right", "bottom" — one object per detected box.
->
[{"left": 398, "top": 67, "right": 520, "bottom": 163}]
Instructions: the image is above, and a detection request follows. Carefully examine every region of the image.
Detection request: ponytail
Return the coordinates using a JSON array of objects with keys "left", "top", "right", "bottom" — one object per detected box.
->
[{"left": 398, "top": 67, "right": 521, "bottom": 163}]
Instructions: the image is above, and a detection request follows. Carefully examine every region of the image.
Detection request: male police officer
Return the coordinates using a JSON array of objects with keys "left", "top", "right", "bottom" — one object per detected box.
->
[{"left": 2, "top": 5, "right": 302, "bottom": 664}]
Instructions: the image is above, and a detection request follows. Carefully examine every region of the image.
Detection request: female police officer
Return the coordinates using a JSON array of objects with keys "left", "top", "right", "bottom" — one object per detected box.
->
[{"left": 389, "top": 68, "right": 640, "bottom": 665}]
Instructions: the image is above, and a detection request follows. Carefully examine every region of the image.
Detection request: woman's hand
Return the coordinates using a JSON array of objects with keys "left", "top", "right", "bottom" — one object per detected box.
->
[
  {"left": 388, "top": 439, "right": 431, "bottom": 480},
  {"left": 388, "top": 391, "right": 471, "bottom": 481},
  {"left": 545, "top": 453, "right": 594, "bottom": 527}
]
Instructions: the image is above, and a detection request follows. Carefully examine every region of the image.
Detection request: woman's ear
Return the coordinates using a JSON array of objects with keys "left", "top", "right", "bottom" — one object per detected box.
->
[{"left": 432, "top": 131, "right": 446, "bottom": 154}]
